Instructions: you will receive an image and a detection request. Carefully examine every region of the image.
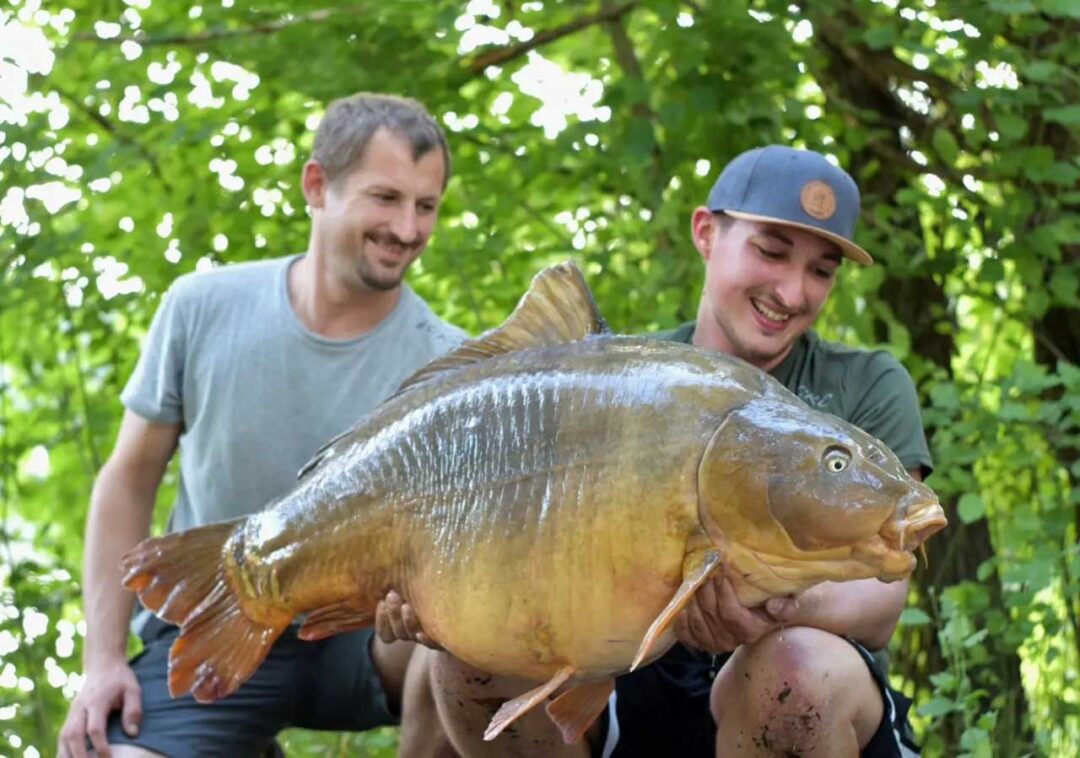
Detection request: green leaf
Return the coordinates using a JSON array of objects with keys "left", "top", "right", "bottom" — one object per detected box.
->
[
  {"left": 932, "top": 128, "right": 960, "bottom": 164},
  {"left": 964, "top": 629, "right": 989, "bottom": 647},
  {"left": 995, "top": 113, "right": 1028, "bottom": 142},
  {"left": 862, "top": 25, "right": 895, "bottom": 50},
  {"left": 958, "top": 493, "right": 986, "bottom": 524},
  {"left": 978, "top": 258, "right": 1005, "bottom": 283},
  {"left": 1045, "top": 105, "right": 1080, "bottom": 126},
  {"left": 918, "top": 697, "right": 958, "bottom": 718},
  {"left": 989, "top": 0, "right": 1036, "bottom": 11},
  {"left": 899, "top": 607, "right": 932, "bottom": 626},
  {"left": 1042, "top": 0, "right": 1080, "bottom": 17},
  {"left": 1050, "top": 267, "right": 1079, "bottom": 305}
]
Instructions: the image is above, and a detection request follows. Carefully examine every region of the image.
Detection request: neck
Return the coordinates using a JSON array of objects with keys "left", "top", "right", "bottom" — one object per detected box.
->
[
  {"left": 288, "top": 252, "right": 402, "bottom": 339},
  {"left": 692, "top": 300, "right": 794, "bottom": 373}
]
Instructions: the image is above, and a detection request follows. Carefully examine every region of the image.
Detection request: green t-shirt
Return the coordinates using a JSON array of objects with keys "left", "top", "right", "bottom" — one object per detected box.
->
[{"left": 656, "top": 323, "right": 933, "bottom": 477}]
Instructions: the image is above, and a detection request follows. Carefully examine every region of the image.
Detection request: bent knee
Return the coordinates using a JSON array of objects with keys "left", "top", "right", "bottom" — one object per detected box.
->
[{"left": 711, "top": 627, "right": 881, "bottom": 739}]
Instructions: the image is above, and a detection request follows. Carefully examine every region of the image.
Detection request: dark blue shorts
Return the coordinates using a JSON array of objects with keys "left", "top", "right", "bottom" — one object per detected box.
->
[
  {"left": 105, "top": 617, "right": 395, "bottom": 757},
  {"left": 603, "top": 639, "right": 919, "bottom": 757}
]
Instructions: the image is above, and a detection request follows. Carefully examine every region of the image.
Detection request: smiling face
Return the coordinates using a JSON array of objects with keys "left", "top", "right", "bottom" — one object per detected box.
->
[
  {"left": 692, "top": 210, "right": 842, "bottom": 371},
  {"left": 304, "top": 127, "right": 446, "bottom": 294}
]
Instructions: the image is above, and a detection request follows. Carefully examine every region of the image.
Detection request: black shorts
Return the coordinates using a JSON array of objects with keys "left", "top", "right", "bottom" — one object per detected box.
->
[
  {"left": 104, "top": 617, "right": 395, "bottom": 758},
  {"left": 602, "top": 639, "right": 919, "bottom": 757}
]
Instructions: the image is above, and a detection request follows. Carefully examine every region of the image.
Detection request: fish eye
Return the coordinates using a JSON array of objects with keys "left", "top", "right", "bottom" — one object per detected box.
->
[{"left": 823, "top": 446, "right": 851, "bottom": 473}]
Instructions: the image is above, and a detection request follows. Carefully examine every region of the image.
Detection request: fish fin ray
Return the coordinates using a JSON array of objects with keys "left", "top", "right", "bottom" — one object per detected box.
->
[
  {"left": 121, "top": 519, "right": 242, "bottom": 625},
  {"left": 298, "top": 599, "right": 376, "bottom": 640},
  {"left": 544, "top": 677, "right": 614, "bottom": 744},
  {"left": 394, "top": 261, "right": 609, "bottom": 398},
  {"left": 483, "top": 665, "right": 576, "bottom": 742},
  {"left": 168, "top": 584, "right": 288, "bottom": 702},
  {"left": 630, "top": 548, "right": 723, "bottom": 671}
]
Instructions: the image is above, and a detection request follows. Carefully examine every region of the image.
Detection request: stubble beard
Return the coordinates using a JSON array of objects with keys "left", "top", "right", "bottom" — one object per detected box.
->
[{"left": 348, "top": 233, "right": 421, "bottom": 293}]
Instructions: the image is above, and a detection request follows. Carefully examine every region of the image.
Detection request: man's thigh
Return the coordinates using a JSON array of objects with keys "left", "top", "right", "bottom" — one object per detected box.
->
[
  {"left": 292, "top": 628, "right": 399, "bottom": 732},
  {"left": 105, "top": 627, "right": 296, "bottom": 758}
]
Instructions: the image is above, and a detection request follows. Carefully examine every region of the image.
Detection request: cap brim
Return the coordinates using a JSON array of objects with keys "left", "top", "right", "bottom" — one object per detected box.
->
[{"left": 724, "top": 210, "right": 874, "bottom": 265}]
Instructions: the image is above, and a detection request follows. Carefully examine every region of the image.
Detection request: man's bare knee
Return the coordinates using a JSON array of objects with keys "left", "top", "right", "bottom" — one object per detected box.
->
[{"left": 711, "top": 627, "right": 882, "bottom": 756}]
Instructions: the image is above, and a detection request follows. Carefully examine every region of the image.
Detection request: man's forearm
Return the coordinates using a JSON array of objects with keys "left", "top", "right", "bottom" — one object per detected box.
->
[
  {"left": 81, "top": 465, "right": 157, "bottom": 667},
  {"left": 789, "top": 577, "right": 908, "bottom": 650}
]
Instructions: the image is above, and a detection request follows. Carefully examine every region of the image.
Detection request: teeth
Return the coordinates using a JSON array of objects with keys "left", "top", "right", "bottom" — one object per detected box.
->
[{"left": 752, "top": 299, "right": 790, "bottom": 322}]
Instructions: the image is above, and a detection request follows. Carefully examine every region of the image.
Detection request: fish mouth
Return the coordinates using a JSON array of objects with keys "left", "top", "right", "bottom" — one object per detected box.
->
[
  {"left": 877, "top": 500, "right": 947, "bottom": 553},
  {"left": 896, "top": 502, "right": 947, "bottom": 551}
]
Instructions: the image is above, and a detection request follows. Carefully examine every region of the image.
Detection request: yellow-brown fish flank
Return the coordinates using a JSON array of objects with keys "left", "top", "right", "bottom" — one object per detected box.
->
[{"left": 121, "top": 261, "right": 947, "bottom": 742}]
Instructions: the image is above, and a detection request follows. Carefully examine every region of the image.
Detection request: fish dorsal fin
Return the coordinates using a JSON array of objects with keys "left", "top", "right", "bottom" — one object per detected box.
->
[{"left": 393, "top": 260, "right": 609, "bottom": 396}]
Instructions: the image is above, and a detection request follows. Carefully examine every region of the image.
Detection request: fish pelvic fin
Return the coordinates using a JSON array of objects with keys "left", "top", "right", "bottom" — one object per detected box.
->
[
  {"left": 297, "top": 598, "right": 376, "bottom": 641},
  {"left": 121, "top": 519, "right": 290, "bottom": 703},
  {"left": 545, "top": 677, "right": 615, "bottom": 744},
  {"left": 393, "top": 261, "right": 610, "bottom": 398},
  {"left": 483, "top": 665, "right": 576, "bottom": 742},
  {"left": 630, "top": 548, "right": 723, "bottom": 672}
]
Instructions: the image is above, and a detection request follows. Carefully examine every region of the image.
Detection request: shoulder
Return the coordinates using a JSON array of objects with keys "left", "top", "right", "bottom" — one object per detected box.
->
[
  {"left": 804, "top": 334, "right": 932, "bottom": 474},
  {"left": 161, "top": 256, "right": 287, "bottom": 326},
  {"left": 645, "top": 321, "right": 695, "bottom": 344},
  {"left": 806, "top": 333, "right": 916, "bottom": 401},
  {"left": 168, "top": 257, "right": 284, "bottom": 301}
]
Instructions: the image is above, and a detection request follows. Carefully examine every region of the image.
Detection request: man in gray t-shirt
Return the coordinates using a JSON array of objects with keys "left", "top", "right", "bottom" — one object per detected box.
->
[{"left": 59, "top": 93, "right": 464, "bottom": 758}]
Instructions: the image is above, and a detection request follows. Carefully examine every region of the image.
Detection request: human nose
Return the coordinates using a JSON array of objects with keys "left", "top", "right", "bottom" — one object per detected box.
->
[
  {"left": 389, "top": 206, "right": 419, "bottom": 244},
  {"left": 773, "top": 268, "right": 807, "bottom": 312}
]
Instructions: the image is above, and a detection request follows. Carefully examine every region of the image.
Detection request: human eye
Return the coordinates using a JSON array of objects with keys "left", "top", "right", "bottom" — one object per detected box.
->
[
  {"left": 813, "top": 266, "right": 837, "bottom": 280},
  {"left": 754, "top": 244, "right": 784, "bottom": 261}
]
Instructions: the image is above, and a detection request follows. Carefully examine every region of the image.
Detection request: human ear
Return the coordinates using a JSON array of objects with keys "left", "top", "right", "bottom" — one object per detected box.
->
[
  {"left": 301, "top": 160, "right": 328, "bottom": 209},
  {"left": 691, "top": 207, "right": 716, "bottom": 262}
]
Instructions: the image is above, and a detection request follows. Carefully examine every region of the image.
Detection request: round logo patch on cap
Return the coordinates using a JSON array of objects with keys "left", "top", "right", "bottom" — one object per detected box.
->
[{"left": 800, "top": 181, "right": 836, "bottom": 220}]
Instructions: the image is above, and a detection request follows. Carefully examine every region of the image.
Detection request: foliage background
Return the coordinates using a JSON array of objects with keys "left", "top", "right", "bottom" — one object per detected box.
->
[{"left": 1, "top": 0, "right": 1077, "bottom": 755}]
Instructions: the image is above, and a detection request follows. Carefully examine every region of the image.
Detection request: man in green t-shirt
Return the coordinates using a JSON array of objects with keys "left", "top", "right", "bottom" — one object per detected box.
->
[
  {"left": 601, "top": 145, "right": 931, "bottom": 758},
  {"left": 380, "top": 146, "right": 932, "bottom": 758}
]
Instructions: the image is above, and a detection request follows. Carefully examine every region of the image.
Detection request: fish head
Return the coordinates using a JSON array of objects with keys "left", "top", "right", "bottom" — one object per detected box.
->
[{"left": 698, "top": 398, "right": 947, "bottom": 603}]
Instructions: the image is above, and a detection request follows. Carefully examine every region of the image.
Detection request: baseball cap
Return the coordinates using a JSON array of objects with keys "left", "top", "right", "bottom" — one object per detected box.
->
[{"left": 706, "top": 145, "right": 873, "bottom": 265}]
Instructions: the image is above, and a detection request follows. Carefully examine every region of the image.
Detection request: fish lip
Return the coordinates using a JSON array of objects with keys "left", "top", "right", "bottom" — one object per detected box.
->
[{"left": 900, "top": 504, "right": 947, "bottom": 550}]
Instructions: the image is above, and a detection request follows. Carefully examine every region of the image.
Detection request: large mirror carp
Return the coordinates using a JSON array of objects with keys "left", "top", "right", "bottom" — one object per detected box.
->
[{"left": 122, "top": 261, "right": 947, "bottom": 743}]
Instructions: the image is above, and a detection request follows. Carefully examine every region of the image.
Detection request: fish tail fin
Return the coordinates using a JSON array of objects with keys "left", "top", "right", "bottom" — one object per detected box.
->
[
  {"left": 122, "top": 520, "right": 241, "bottom": 624},
  {"left": 121, "top": 519, "right": 289, "bottom": 702}
]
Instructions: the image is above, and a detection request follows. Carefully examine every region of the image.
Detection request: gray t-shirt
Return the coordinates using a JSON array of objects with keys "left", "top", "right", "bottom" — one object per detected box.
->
[{"left": 121, "top": 253, "right": 466, "bottom": 532}]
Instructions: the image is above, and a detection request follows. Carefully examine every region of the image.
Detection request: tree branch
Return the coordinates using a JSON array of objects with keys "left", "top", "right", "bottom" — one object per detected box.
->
[
  {"left": 72, "top": 6, "right": 370, "bottom": 46},
  {"left": 466, "top": 1, "right": 638, "bottom": 73},
  {"left": 53, "top": 86, "right": 171, "bottom": 192}
]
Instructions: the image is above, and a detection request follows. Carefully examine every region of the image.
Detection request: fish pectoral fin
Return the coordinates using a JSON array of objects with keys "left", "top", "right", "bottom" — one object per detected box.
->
[
  {"left": 545, "top": 677, "right": 615, "bottom": 744},
  {"left": 393, "top": 261, "right": 609, "bottom": 398},
  {"left": 483, "top": 665, "right": 576, "bottom": 742},
  {"left": 297, "top": 599, "right": 375, "bottom": 641},
  {"left": 630, "top": 548, "right": 723, "bottom": 671}
]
